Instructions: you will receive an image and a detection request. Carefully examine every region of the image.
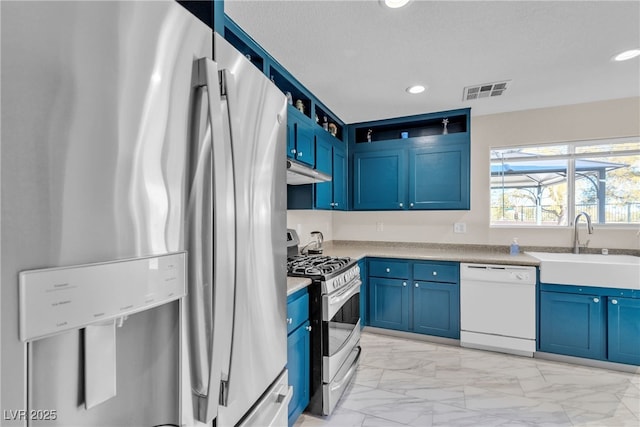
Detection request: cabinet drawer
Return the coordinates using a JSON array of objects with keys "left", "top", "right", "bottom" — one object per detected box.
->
[
  {"left": 413, "top": 262, "right": 458, "bottom": 283},
  {"left": 287, "top": 292, "right": 309, "bottom": 334},
  {"left": 369, "top": 259, "right": 409, "bottom": 279}
]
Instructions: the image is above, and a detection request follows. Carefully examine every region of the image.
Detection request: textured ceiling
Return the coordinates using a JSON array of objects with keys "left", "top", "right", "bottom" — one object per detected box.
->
[{"left": 225, "top": 0, "right": 640, "bottom": 124}]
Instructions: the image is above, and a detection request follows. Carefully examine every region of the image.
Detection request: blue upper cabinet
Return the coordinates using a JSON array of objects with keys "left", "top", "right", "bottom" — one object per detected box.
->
[
  {"left": 315, "top": 132, "right": 333, "bottom": 209},
  {"left": 314, "top": 128, "right": 347, "bottom": 210},
  {"left": 350, "top": 109, "right": 471, "bottom": 211},
  {"left": 288, "top": 105, "right": 315, "bottom": 166},
  {"left": 315, "top": 130, "right": 347, "bottom": 210},
  {"left": 332, "top": 144, "right": 347, "bottom": 210},
  {"left": 409, "top": 136, "right": 470, "bottom": 210},
  {"left": 353, "top": 149, "right": 406, "bottom": 210}
]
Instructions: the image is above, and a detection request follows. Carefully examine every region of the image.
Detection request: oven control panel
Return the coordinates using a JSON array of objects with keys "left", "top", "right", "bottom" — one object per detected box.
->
[{"left": 323, "top": 264, "right": 361, "bottom": 294}]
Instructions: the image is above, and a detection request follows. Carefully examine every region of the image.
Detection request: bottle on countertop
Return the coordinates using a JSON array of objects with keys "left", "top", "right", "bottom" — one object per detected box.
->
[{"left": 510, "top": 238, "right": 520, "bottom": 256}]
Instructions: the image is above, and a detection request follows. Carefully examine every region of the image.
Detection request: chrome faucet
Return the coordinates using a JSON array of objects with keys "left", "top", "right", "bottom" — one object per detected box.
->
[{"left": 573, "top": 212, "right": 594, "bottom": 254}]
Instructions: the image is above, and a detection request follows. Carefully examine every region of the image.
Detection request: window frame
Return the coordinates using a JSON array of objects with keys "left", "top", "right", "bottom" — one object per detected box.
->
[{"left": 490, "top": 136, "right": 640, "bottom": 228}]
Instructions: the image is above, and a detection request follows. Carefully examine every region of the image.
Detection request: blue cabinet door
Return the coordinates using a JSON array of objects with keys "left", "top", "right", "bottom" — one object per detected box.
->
[
  {"left": 353, "top": 149, "right": 406, "bottom": 210},
  {"left": 369, "top": 277, "right": 409, "bottom": 331},
  {"left": 409, "top": 141, "right": 470, "bottom": 210},
  {"left": 287, "top": 105, "right": 315, "bottom": 166},
  {"left": 287, "top": 320, "right": 310, "bottom": 426},
  {"left": 294, "top": 120, "right": 314, "bottom": 167},
  {"left": 332, "top": 144, "right": 347, "bottom": 210},
  {"left": 539, "top": 291, "right": 605, "bottom": 360},
  {"left": 286, "top": 111, "right": 296, "bottom": 160},
  {"left": 314, "top": 133, "right": 333, "bottom": 209},
  {"left": 607, "top": 297, "right": 640, "bottom": 365},
  {"left": 412, "top": 281, "right": 460, "bottom": 339}
]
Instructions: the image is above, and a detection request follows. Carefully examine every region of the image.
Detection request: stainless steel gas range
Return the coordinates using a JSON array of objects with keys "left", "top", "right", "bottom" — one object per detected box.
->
[{"left": 287, "top": 242, "right": 361, "bottom": 416}]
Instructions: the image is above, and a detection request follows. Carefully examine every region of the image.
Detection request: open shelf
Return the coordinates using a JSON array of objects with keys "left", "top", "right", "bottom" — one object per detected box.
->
[
  {"left": 314, "top": 105, "right": 343, "bottom": 141},
  {"left": 269, "top": 67, "right": 311, "bottom": 119},
  {"left": 224, "top": 27, "right": 265, "bottom": 73},
  {"left": 354, "top": 113, "right": 467, "bottom": 144}
]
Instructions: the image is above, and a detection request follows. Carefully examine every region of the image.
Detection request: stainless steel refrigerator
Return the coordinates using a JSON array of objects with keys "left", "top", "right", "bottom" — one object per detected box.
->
[{"left": 1, "top": 1, "right": 288, "bottom": 426}]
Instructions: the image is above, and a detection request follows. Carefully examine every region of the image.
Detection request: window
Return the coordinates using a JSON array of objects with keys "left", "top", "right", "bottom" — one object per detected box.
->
[{"left": 490, "top": 137, "right": 640, "bottom": 226}]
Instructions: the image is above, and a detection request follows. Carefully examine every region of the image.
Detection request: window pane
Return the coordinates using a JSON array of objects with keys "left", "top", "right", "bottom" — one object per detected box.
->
[
  {"left": 574, "top": 152, "right": 640, "bottom": 224},
  {"left": 492, "top": 138, "right": 639, "bottom": 227},
  {"left": 491, "top": 149, "right": 568, "bottom": 225},
  {"left": 575, "top": 140, "right": 640, "bottom": 155}
]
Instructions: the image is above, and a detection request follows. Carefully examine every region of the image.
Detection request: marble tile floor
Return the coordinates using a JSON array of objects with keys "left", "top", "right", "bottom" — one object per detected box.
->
[{"left": 294, "top": 331, "right": 639, "bottom": 427}]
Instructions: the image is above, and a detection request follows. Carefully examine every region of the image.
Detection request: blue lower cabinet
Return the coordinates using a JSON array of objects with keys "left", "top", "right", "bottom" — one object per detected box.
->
[
  {"left": 413, "top": 281, "right": 460, "bottom": 339},
  {"left": 287, "top": 289, "right": 310, "bottom": 426},
  {"left": 287, "top": 320, "right": 310, "bottom": 426},
  {"left": 358, "top": 259, "right": 367, "bottom": 328},
  {"left": 607, "top": 297, "right": 640, "bottom": 365},
  {"left": 539, "top": 291, "right": 605, "bottom": 360},
  {"left": 369, "top": 277, "right": 409, "bottom": 331}
]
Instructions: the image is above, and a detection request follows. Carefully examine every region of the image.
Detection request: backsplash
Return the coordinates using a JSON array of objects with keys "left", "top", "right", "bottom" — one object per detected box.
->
[{"left": 287, "top": 210, "right": 333, "bottom": 247}]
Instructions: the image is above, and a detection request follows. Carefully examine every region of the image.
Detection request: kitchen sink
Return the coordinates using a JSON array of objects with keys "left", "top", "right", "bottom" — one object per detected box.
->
[{"left": 527, "top": 251, "right": 640, "bottom": 289}]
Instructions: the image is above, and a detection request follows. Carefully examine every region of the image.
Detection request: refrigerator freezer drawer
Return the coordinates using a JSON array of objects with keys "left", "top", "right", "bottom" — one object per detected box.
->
[{"left": 238, "top": 369, "right": 292, "bottom": 427}]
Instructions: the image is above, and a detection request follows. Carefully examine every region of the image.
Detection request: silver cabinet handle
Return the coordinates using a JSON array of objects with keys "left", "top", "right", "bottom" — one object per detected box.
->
[
  {"left": 415, "top": 283, "right": 419, "bottom": 288},
  {"left": 399, "top": 202, "right": 404, "bottom": 208},
  {"left": 593, "top": 297, "right": 600, "bottom": 303},
  {"left": 402, "top": 282, "right": 407, "bottom": 287},
  {"left": 286, "top": 318, "right": 293, "bottom": 324},
  {"left": 386, "top": 268, "right": 390, "bottom": 273},
  {"left": 410, "top": 202, "right": 414, "bottom": 208},
  {"left": 306, "top": 325, "right": 312, "bottom": 332},
  {"left": 432, "top": 271, "right": 437, "bottom": 276},
  {"left": 290, "top": 148, "right": 296, "bottom": 154},
  {"left": 330, "top": 202, "right": 335, "bottom": 207},
  {"left": 611, "top": 299, "right": 618, "bottom": 305},
  {"left": 334, "top": 202, "right": 338, "bottom": 207},
  {"left": 297, "top": 152, "right": 303, "bottom": 157}
]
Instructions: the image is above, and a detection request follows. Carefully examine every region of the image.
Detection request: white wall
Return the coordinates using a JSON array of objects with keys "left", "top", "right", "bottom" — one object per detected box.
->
[
  {"left": 288, "top": 97, "right": 640, "bottom": 250},
  {"left": 287, "top": 210, "right": 333, "bottom": 246}
]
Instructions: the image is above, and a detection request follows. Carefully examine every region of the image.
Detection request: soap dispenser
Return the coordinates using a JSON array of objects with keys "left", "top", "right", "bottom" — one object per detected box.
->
[{"left": 510, "top": 238, "right": 520, "bottom": 256}]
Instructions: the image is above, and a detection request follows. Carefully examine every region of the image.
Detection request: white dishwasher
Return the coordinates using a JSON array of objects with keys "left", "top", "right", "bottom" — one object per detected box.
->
[{"left": 460, "top": 263, "right": 537, "bottom": 357}]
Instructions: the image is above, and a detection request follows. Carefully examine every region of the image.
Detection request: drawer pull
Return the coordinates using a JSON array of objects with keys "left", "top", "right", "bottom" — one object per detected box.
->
[
  {"left": 386, "top": 268, "right": 390, "bottom": 273},
  {"left": 593, "top": 297, "right": 600, "bottom": 303},
  {"left": 286, "top": 318, "right": 293, "bottom": 324},
  {"left": 306, "top": 325, "right": 312, "bottom": 332},
  {"left": 432, "top": 271, "right": 437, "bottom": 276},
  {"left": 611, "top": 299, "right": 618, "bottom": 305},
  {"left": 415, "top": 283, "right": 419, "bottom": 288},
  {"left": 402, "top": 282, "right": 407, "bottom": 287}
]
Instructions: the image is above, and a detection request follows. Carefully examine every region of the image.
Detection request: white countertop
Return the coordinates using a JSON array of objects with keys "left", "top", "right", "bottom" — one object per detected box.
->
[
  {"left": 287, "top": 276, "right": 312, "bottom": 296},
  {"left": 286, "top": 241, "right": 542, "bottom": 295},
  {"left": 316, "top": 241, "right": 541, "bottom": 266}
]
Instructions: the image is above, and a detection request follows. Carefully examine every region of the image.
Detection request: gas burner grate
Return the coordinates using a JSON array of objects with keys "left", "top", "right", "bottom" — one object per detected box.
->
[{"left": 287, "top": 255, "right": 352, "bottom": 278}]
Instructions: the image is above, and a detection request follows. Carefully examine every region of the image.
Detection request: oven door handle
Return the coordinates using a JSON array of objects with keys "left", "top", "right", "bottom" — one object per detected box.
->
[{"left": 323, "top": 278, "right": 361, "bottom": 322}]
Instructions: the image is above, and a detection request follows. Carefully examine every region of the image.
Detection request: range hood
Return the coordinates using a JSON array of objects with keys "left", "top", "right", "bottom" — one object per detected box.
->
[{"left": 286, "top": 159, "right": 331, "bottom": 185}]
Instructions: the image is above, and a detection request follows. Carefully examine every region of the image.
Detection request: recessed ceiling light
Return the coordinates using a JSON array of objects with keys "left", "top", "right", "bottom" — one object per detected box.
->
[
  {"left": 406, "top": 85, "right": 426, "bottom": 94},
  {"left": 382, "top": 0, "right": 411, "bottom": 9},
  {"left": 613, "top": 49, "right": 640, "bottom": 61}
]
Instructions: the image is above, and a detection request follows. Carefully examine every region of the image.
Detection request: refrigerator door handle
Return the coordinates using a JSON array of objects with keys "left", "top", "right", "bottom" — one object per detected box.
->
[{"left": 187, "top": 57, "right": 236, "bottom": 424}]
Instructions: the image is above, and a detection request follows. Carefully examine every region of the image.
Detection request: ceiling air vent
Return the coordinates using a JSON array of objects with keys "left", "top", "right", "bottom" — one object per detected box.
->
[{"left": 463, "top": 80, "right": 511, "bottom": 101}]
